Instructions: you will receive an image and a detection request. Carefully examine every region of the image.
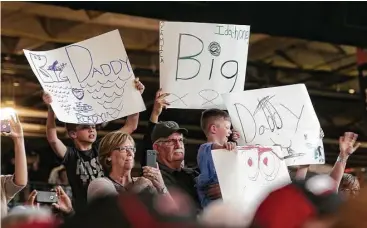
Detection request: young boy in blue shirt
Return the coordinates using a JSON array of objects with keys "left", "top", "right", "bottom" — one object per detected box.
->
[{"left": 196, "top": 109, "right": 238, "bottom": 208}]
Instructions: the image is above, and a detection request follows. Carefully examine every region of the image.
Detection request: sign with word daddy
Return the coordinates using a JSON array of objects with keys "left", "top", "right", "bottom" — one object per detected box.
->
[
  {"left": 160, "top": 21, "right": 250, "bottom": 109},
  {"left": 222, "top": 84, "right": 325, "bottom": 166},
  {"left": 24, "top": 30, "right": 146, "bottom": 124},
  {"left": 212, "top": 146, "right": 291, "bottom": 216}
]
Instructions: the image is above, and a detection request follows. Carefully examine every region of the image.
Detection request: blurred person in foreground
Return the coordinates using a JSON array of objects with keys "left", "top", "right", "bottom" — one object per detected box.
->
[
  {"left": 87, "top": 131, "right": 175, "bottom": 204},
  {"left": 1, "top": 112, "right": 27, "bottom": 218},
  {"left": 26, "top": 186, "right": 73, "bottom": 216},
  {"left": 252, "top": 174, "right": 342, "bottom": 228},
  {"left": 62, "top": 189, "right": 199, "bottom": 228},
  {"left": 198, "top": 199, "right": 249, "bottom": 227},
  {"left": 1, "top": 206, "right": 54, "bottom": 228},
  {"left": 332, "top": 187, "right": 367, "bottom": 228},
  {"left": 1, "top": 186, "right": 73, "bottom": 228},
  {"left": 2, "top": 189, "right": 199, "bottom": 228}
]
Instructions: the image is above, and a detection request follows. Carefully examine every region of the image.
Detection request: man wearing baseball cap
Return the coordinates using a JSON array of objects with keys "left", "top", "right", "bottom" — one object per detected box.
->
[{"left": 150, "top": 121, "right": 201, "bottom": 210}]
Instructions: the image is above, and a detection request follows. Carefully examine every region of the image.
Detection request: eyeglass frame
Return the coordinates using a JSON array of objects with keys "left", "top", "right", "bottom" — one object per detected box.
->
[
  {"left": 339, "top": 188, "right": 360, "bottom": 193},
  {"left": 112, "top": 146, "right": 136, "bottom": 153}
]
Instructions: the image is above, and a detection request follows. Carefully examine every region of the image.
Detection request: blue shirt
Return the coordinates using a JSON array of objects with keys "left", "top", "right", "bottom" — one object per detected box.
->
[{"left": 196, "top": 142, "right": 219, "bottom": 208}]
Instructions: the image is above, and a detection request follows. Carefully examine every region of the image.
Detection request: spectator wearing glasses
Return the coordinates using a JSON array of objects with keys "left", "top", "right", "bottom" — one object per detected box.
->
[
  {"left": 329, "top": 132, "right": 361, "bottom": 192},
  {"left": 88, "top": 131, "right": 173, "bottom": 202},
  {"left": 292, "top": 132, "right": 361, "bottom": 195},
  {"left": 141, "top": 89, "right": 219, "bottom": 210},
  {"left": 151, "top": 121, "right": 201, "bottom": 209},
  {"left": 339, "top": 173, "right": 360, "bottom": 199},
  {"left": 42, "top": 78, "right": 145, "bottom": 212}
]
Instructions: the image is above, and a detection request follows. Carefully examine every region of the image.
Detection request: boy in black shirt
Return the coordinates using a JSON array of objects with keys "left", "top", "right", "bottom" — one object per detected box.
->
[{"left": 43, "top": 78, "right": 145, "bottom": 211}]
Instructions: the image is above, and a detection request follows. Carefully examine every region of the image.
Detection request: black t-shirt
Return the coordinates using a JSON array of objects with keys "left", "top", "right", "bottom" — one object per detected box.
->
[
  {"left": 158, "top": 163, "right": 201, "bottom": 210},
  {"left": 63, "top": 143, "right": 104, "bottom": 211}
]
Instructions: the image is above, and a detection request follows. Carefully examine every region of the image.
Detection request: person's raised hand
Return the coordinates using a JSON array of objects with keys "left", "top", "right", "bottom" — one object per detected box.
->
[
  {"left": 339, "top": 132, "right": 361, "bottom": 158},
  {"left": 52, "top": 186, "right": 73, "bottom": 214},
  {"left": 42, "top": 92, "right": 53, "bottom": 106},
  {"left": 25, "top": 190, "right": 39, "bottom": 209},
  {"left": 142, "top": 163, "right": 166, "bottom": 191},
  {"left": 1, "top": 112, "right": 23, "bottom": 140},
  {"left": 134, "top": 77, "right": 145, "bottom": 94},
  {"left": 152, "top": 88, "right": 170, "bottom": 116}
]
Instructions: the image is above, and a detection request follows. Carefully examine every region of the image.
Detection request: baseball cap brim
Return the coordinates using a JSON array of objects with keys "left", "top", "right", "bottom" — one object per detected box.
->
[
  {"left": 151, "top": 122, "right": 189, "bottom": 143},
  {"left": 172, "top": 128, "right": 188, "bottom": 136},
  {"left": 158, "top": 128, "right": 188, "bottom": 141}
]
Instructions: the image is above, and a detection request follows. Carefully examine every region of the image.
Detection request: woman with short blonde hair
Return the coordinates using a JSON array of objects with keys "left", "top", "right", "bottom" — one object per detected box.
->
[
  {"left": 98, "top": 132, "right": 135, "bottom": 175},
  {"left": 88, "top": 131, "right": 170, "bottom": 201}
]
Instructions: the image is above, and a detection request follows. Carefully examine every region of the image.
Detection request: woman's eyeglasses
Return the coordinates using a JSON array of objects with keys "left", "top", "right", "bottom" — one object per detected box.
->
[{"left": 113, "top": 146, "right": 136, "bottom": 153}]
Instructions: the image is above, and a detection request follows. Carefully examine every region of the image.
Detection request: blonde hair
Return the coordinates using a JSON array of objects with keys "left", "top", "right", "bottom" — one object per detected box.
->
[{"left": 98, "top": 131, "right": 135, "bottom": 174}]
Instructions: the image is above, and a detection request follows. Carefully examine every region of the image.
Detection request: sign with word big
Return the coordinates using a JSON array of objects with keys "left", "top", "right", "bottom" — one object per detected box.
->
[
  {"left": 222, "top": 84, "right": 325, "bottom": 166},
  {"left": 24, "top": 30, "right": 146, "bottom": 124},
  {"left": 160, "top": 21, "right": 250, "bottom": 109}
]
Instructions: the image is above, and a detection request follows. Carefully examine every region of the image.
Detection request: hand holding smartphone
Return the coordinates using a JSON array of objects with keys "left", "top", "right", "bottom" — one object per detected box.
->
[
  {"left": 1, "top": 119, "right": 10, "bottom": 133},
  {"left": 36, "top": 191, "right": 58, "bottom": 204},
  {"left": 0, "top": 107, "right": 17, "bottom": 134}
]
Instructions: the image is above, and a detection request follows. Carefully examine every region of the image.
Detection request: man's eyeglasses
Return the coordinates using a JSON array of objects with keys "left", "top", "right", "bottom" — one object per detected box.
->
[
  {"left": 113, "top": 146, "right": 136, "bottom": 153},
  {"left": 157, "top": 138, "right": 185, "bottom": 146}
]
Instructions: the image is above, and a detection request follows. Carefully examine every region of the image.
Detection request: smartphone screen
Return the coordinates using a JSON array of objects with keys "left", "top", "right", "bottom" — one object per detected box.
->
[
  {"left": 146, "top": 150, "right": 157, "bottom": 168},
  {"left": 0, "top": 120, "right": 10, "bottom": 133}
]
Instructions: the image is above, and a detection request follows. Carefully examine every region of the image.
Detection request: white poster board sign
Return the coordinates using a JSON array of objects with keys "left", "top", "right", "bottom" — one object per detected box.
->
[
  {"left": 212, "top": 146, "right": 291, "bottom": 217},
  {"left": 160, "top": 21, "right": 250, "bottom": 109},
  {"left": 222, "top": 84, "right": 325, "bottom": 166},
  {"left": 24, "top": 30, "right": 146, "bottom": 124}
]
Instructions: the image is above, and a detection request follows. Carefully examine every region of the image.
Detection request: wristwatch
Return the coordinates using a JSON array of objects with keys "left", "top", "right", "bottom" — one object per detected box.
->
[{"left": 158, "top": 186, "right": 168, "bottom": 195}]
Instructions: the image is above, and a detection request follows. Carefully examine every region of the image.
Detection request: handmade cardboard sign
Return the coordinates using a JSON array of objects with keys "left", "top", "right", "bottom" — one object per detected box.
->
[
  {"left": 160, "top": 21, "right": 250, "bottom": 109},
  {"left": 24, "top": 30, "right": 146, "bottom": 124},
  {"left": 222, "top": 84, "right": 325, "bottom": 166},
  {"left": 212, "top": 146, "right": 291, "bottom": 216}
]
